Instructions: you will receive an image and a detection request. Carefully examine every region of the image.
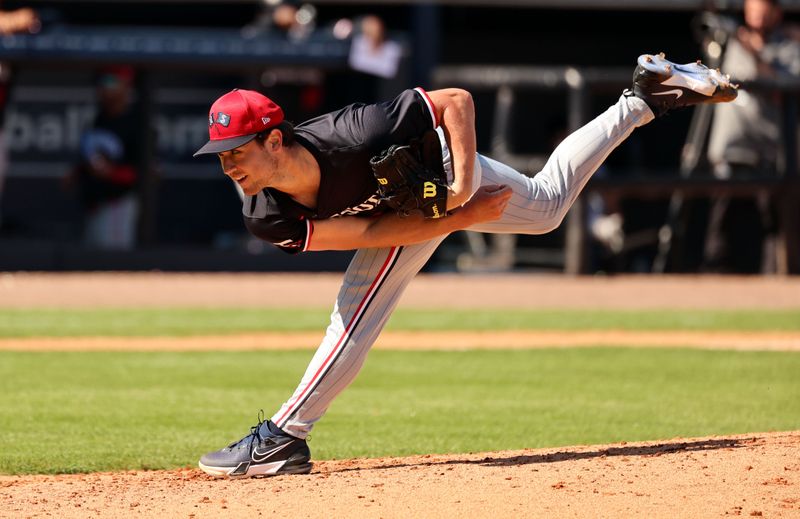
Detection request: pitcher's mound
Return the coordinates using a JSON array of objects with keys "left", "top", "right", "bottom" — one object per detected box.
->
[{"left": 2, "top": 431, "right": 798, "bottom": 518}]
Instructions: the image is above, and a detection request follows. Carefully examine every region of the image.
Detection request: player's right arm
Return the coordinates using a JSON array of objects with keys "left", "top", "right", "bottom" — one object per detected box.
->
[
  {"left": 425, "top": 88, "right": 478, "bottom": 211},
  {"left": 307, "top": 185, "right": 511, "bottom": 251}
]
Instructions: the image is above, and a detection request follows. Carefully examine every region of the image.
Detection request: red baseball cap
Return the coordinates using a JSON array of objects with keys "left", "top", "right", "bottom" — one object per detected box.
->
[{"left": 193, "top": 89, "right": 284, "bottom": 157}]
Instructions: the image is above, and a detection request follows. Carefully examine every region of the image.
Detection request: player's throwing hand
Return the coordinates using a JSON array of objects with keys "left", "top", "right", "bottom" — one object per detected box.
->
[{"left": 460, "top": 184, "right": 512, "bottom": 223}]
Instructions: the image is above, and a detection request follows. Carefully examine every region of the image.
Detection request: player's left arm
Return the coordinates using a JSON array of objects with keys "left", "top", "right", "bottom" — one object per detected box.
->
[
  {"left": 425, "top": 88, "right": 478, "bottom": 211},
  {"left": 307, "top": 184, "right": 511, "bottom": 251}
]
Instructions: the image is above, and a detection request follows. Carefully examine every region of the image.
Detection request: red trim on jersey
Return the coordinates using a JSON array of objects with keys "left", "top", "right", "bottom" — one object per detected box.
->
[
  {"left": 275, "top": 246, "right": 400, "bottom": 427},
  {"left": 414, "top": 87, "right": 438, "bottom": 128},
  {"left": 302, "top": 220, "right": 314, "bottom": 252}
]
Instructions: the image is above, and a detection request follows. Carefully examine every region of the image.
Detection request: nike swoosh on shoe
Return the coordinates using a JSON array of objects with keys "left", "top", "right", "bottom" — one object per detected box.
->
[
  {"left": 251, "top": 441, "right": 293, "bottom": 463},
  {"left": 651, "top": 89, "right": 684, "bottom": 99}
]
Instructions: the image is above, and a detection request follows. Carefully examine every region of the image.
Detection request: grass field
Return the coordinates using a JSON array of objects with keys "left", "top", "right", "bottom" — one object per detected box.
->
[
  {"left": 2, "top": 308, "right": 800, "bottom": 337},
  {"left": 1, "top": 347, "right": 798, "bottom": 475}
]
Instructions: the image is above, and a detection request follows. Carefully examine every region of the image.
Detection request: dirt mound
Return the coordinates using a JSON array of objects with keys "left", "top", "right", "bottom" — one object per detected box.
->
[{"left": 1, "top": 432, "right": 797, "bottom": 518}]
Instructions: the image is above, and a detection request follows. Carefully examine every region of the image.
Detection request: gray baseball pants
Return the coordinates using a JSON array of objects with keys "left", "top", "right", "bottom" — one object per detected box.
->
[{"left": 272, "top": 94, "right": 654, "bottom": 438}]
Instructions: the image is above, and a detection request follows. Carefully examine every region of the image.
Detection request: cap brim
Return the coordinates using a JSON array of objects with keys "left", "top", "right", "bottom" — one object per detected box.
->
[{"left": 193, "top": 134, "right": 257, "bottom": 157}]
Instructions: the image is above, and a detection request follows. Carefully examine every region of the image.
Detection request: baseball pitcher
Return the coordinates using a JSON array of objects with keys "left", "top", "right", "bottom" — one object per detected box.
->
[{"left": 193, "top": 53, "right": 737, "bottom": 478}]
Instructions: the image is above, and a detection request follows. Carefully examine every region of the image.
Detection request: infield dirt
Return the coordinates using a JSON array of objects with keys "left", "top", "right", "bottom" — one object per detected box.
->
[
  {"left": 2, "top": 431, "right": 798, "bottom": 519},
  {"left": 2, "top": 272, "right": 799, "bottom": 309},
  {"left": 1, "top": 273, "right": 798, "bottom": 517}
]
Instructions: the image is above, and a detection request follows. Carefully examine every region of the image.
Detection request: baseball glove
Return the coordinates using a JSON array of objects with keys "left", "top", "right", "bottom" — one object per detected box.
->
[{"left": 369, "top": 131, "right": 449, "bottom": 219}]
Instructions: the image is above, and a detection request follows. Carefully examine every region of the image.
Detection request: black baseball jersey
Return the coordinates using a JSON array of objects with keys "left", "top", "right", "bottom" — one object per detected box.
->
[{"left": 243, "top": 87, "right": 438, "bottom": 253}]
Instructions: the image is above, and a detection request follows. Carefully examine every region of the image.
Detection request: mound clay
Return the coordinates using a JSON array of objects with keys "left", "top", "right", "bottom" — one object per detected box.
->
[{"left": 2, "top": 432, "right": 798, "bottom": 518}]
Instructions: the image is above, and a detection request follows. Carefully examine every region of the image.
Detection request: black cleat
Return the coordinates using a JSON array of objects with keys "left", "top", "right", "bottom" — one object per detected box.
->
[
  {"left": 199, "top": 412, "right": 311, "bottom": 478},
  {"left": 626, "top": 52, "right": 738, "bottom": 116}
]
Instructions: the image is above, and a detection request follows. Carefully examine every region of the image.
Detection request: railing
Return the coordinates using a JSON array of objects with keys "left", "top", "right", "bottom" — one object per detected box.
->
[{"left": 0, "top": 26, "right": 352, "bottom": 69}]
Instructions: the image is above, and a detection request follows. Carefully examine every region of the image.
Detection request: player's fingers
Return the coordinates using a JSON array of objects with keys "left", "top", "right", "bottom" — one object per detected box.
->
[
  {"left": 489, "top": 191, "right": 512, "bottom": 219},
  {"left": 496, "top": 195, "right": 511, "bottom": 215},
  {"left": 490, "top": 186, "right": 513, "bottom": 209}
]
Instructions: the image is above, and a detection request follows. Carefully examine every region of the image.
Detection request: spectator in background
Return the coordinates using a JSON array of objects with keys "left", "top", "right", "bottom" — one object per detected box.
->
[
  {"left": 347, "top": 14, "right": 402, "bottom": 81},
  {"left": 705, "top": 0, "right": 800, "bottom": 272},
  {"left": 0, "top": 6, "right": 39, "bottom": 230},
  {"left": 68, "top": 66, "right": 142, "bottom": 250},
  {"left": 324, "top": 14, "right": 397, "bottom": 112}
]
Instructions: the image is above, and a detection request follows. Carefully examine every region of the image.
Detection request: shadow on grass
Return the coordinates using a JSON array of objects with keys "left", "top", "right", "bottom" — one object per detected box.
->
[{"left": 321, "top": 437, "right": 752, "bottom": 474}]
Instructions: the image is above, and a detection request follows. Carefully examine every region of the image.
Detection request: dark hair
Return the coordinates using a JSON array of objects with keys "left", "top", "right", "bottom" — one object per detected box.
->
[{"left": 256, "top": 120, "right": 295, "bottom": 146}]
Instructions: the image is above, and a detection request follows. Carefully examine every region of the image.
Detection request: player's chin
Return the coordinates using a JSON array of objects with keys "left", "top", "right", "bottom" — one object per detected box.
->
[{"left": 241, "top": 183, "right": 260, "bottom": 196}]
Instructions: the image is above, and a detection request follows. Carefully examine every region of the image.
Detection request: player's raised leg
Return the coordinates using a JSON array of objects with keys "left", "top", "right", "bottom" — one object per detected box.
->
[{"left": 468, "top": 53, "right": 737, "bottom": 235}]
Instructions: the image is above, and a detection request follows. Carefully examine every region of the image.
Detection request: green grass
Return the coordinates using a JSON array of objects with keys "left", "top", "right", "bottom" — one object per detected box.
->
[
  {"left": 1, "top": 308, "right": 799, "bottom": 337},
  {"left": 0, "top": 348, "right": 798, "bottom": 475}
]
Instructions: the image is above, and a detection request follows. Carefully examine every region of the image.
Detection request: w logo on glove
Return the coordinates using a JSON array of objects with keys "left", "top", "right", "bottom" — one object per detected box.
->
[{"left": 422, "top": 182, "right": 437, "bottom": 198}]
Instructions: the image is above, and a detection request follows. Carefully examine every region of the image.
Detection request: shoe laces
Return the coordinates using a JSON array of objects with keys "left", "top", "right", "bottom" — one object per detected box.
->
[{"left": 228, "top": 409, "right": 268, "bottom": 450}]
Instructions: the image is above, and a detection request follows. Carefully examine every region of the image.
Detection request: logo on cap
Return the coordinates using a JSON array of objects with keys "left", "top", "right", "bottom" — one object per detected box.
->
[
  {"left": 209, "top": 112, "right": 231, "bottom": 128},
  {"left": 262, "top": 117, "right": 271, "bottom": 125}
]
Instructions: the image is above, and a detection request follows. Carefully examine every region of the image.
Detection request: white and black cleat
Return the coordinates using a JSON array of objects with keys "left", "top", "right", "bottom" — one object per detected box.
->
[
  {"left": 199, "top": 413, "right": 312, "bottom": 478},
  {"left": 626, "top": 52, "right": 738, "bottom": 116}
]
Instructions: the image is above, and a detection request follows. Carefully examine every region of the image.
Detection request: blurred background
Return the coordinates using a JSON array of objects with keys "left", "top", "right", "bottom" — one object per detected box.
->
[{"left": 0, "top": 0, "right": 798, "bottom": 275}]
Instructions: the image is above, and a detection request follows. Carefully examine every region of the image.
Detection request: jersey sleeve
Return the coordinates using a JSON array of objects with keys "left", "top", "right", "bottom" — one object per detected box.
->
[
  {"left": 244, "top": 216, "right": 313, "bottom": 254},
  {"left": 242, "top": 192, "right": 314, "bottom": 254},
  {"left": 351, "top": 88, "right": 439, "bottom": 148}
]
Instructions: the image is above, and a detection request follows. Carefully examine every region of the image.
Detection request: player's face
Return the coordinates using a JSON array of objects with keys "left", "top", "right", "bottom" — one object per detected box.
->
[{"left": 218, "top": 139, "right": 277, "bottom": 195}]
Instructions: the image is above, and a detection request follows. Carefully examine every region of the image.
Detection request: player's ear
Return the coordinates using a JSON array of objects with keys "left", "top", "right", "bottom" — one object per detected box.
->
[{"left": 267, "top": 128, "right": 283, "bottom": 152}]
